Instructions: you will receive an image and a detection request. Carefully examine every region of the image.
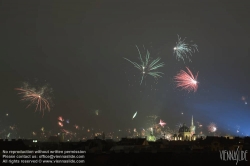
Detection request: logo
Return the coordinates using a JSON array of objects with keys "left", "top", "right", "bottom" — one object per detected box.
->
[{"left": 220, "top": 146, "right": 248, "bottom": 165}]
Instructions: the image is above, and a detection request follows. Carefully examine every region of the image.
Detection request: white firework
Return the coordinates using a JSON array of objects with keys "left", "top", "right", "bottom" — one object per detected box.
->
[{"left": 173, "top": 35, "right": 198, "bottom": 63}]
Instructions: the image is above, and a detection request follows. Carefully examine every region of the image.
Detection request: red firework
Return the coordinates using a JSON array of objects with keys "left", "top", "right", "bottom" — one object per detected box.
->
[{"left": 174, "top": 67, "right": 199, "bottom": 92}]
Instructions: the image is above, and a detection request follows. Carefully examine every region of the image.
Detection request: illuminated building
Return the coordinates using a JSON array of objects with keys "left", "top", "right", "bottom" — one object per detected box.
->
[{"left": 173, "top": 116, "right": 196, "bottom": 141}]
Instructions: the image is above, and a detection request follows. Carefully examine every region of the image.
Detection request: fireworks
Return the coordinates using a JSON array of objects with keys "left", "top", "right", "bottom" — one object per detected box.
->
[
  {"left": 148, "top": 115, "right": 159, "bottom": 120},
  {"left": 196, "top": 122, "right": 202, "bottom": 128},
  {"left": 58, "top": 122, "right": 63, "bottom": 127},
  {"left": 208, "top": 122, "right": 217, "bottom": 133},
  {"left": 236, "top": 125, "right": 240, "bottom": 133},
  {"left": 74, "top": 125, "right": 79, "bottom": 129},
  {"left": 241, "top": 96, "right": 248, "bottom": 105},
  {"left": 176, "top": 122, "right": 182, "bottom": 129},
  {"left": 124, "top": 45, "right": 165, "bottom": 85},
  {"left": 132, "top": 111, "right": 137, "bottom": 120},
  {"left": 174, "top": 67, "right": 199, "bottom": 92},
  {"left": 58, "top": 116, "right": 64, "bottom": 122},
  {"left": 165, "top": 127, "right": 179, "bottom": 137},
  {"left": 9, "top": 125, "right": 16, "bottom": 130},
  {"left": 15, "top": 82, "right": 53, "bottom": 117},
  {"left": 95, "top": 110, "right": 100, "bottom": 115},
  {"left": 61, "top": 129, "right": 71, "bottom": 134},
  {"left": 58, "top": 116, "right": 64, "bottom": 127},
  {"left": 173, "top": 35, "right": 198, "bottom": 63},
  {"left": 162, "top": 133, "right": 172, "bottom": 140},
  {"left": 147, "top": 115, "right": 158, "bottom": 129},
  {"left": 159, "top": 119, "right": 166, "bottom": 127}
]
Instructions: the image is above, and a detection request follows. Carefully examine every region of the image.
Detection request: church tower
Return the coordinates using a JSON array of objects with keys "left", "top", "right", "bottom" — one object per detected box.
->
[{"left": 190, "top": 115, "right": 196, "bottom": 135}]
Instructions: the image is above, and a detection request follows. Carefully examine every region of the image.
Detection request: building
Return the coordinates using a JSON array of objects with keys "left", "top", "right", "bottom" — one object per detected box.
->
[
  {"left": 110, "top": 138, "right": 149, "bottom": 153},
  {"left": 0, "top": 139, "right": 28, "bottom": 150},
  {"left": 199, "top": 136, "right": 244, "bottom": 152},
  {"left": 48, "top": 136, "right": 60, "bottom": 142},
  {"left": 190, "top": 116, "right": 195, "bottom": 135},
  {"left": 173, "top": 116, "right": 196, "bottom": 141}
]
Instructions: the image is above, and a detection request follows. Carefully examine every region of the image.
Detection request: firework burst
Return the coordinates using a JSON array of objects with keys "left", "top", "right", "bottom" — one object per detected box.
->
[
  {"left": 95, "top": 110, "right": 100, "bottom": 115},
  {"left": 58, "top": 116, "right": 64, "bottom": 122},
  {"left": 146, "top": 115, "right": 158, "bottom": 129},
  {"left": 124, "top": 45, "right": 165, "bottom": 85},
  {"left": 176, "top": 122, "right": 182, "bottom": 130},
  {"left": 74, "top": 125, "right": 79, "bottom": 130},
  {"left": 159, "top": 119, "right": 166, "bottom": 127},
  {"left": 15, "top": 82, "right": 53, "bottom": 117},
  {"left": 241, "top": 96, "right": 248, "bottom": 105},
  {"left": 173, "top": 35, "right": 198, "bottom": 63},
  {"left": 196, "top": 122, "right": 203, "bottom": 128},
  {"left": 174, "top": 67, "right": 199, "bottom": 92},
  {"left": 208, "top": 122, "right": 217, "bottom": 133},
  {"left": 58, "top": 116, "right": 64, "bottom": 127},
  {"left": 9, "top": 125, "right": 16, "bottom": 130},
  {"left": 165, "top": 127, "right": 178, "bottom": 136},
  {"left": 58, "top": 122, "right": 63, "bottom": 127}
]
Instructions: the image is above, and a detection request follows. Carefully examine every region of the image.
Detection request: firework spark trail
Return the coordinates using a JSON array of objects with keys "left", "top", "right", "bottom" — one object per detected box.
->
[
  {"left": 15, "top": 83, "right": 52, "bottom": 117},
  {"left": 174, "top": 67, "right": 199, "bottom": 92},
  {"left": 132, "top": 111, "right": 137, "bottom": 120},
  {"left": 124, "top": 45, "right": 165, "bottom": 85},
  {"left": 148, "top": 115, "right": 159, "bottom": 120},
  {"left": 61, "top": 129, "right": 71, "bottom": 134},
  {"left": 173, "top": 35, "right": 198, "bottom": 63}
]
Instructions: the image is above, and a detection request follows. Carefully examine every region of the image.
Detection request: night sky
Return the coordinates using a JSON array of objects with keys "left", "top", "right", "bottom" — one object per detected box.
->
[{"left": 0, "top": 0, "right": 250, "bottom": 137}]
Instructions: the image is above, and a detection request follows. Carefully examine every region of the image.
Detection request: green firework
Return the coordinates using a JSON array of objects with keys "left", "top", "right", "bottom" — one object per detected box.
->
[{"left": 124, "top": 45, "right": 165, "bottom": 85}]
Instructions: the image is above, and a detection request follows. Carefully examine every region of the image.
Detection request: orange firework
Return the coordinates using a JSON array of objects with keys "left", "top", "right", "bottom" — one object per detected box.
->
[
  {"left": 174, "top": 67, "right": 199, "bottom": 92},
  {"left": 15, "top": 83, "right": 52, "bottom": 117}
]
